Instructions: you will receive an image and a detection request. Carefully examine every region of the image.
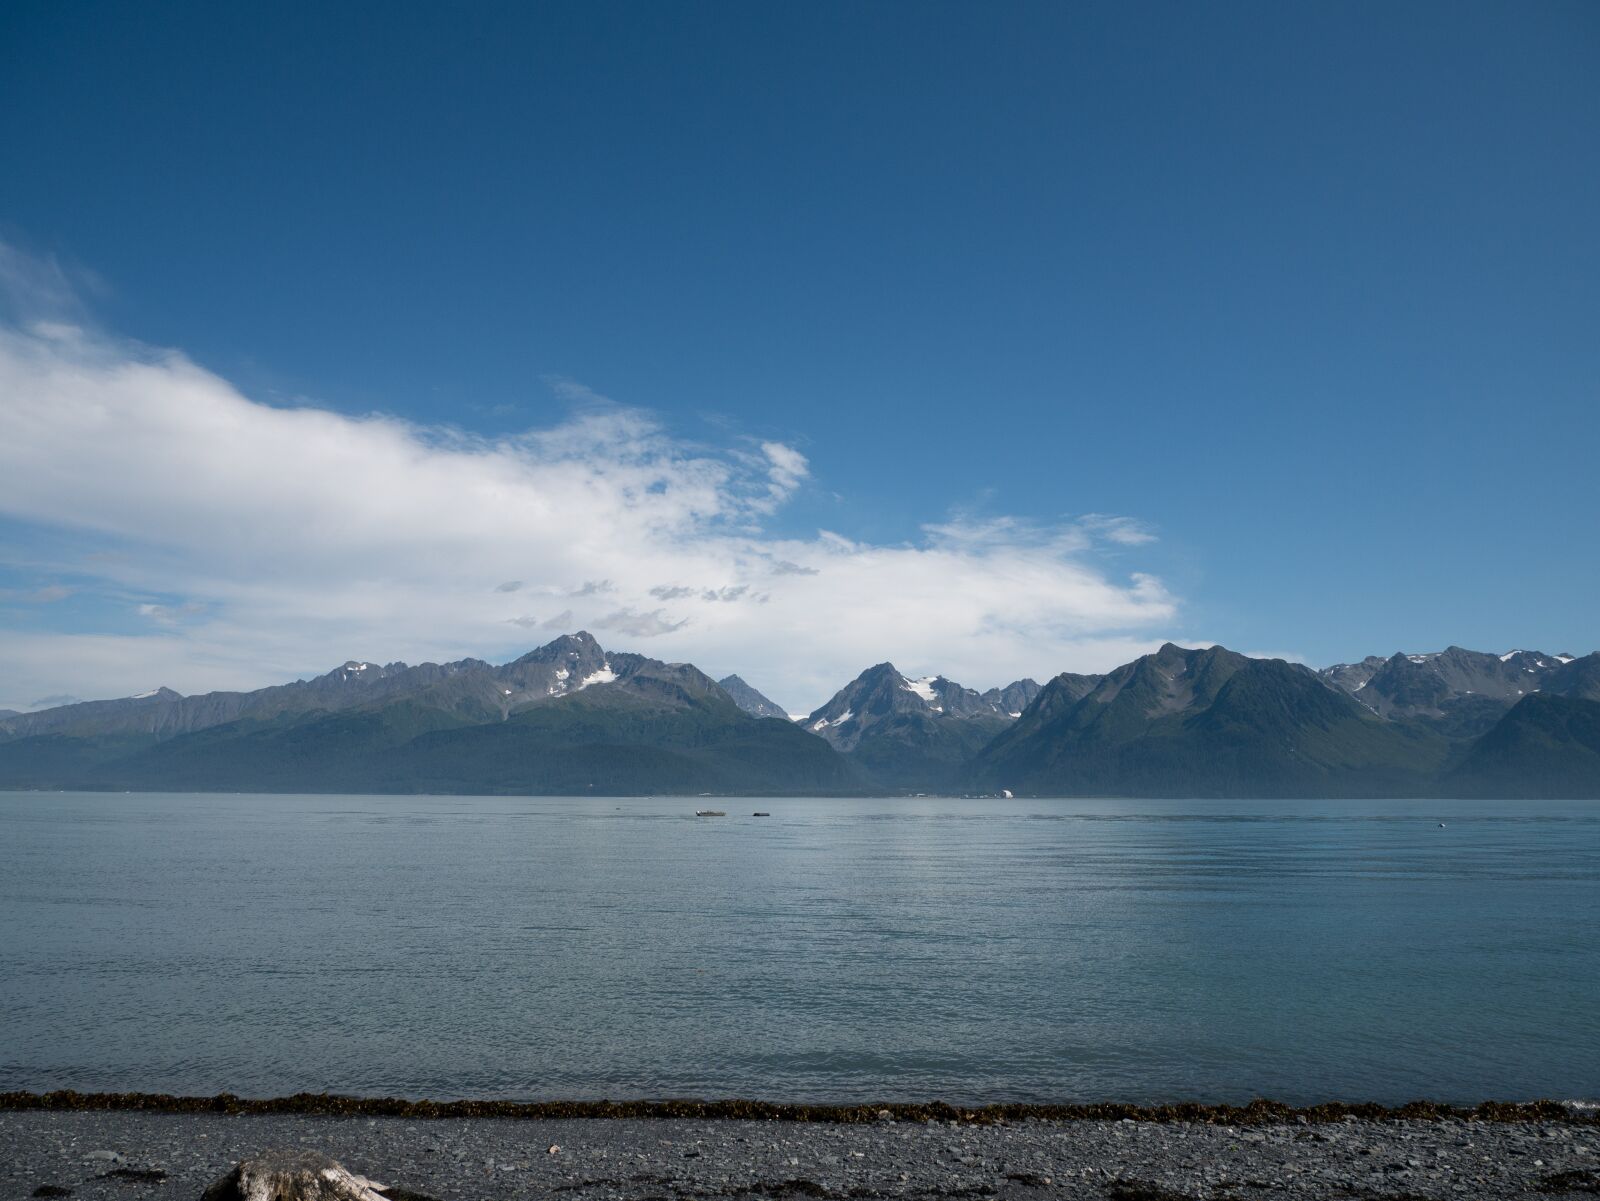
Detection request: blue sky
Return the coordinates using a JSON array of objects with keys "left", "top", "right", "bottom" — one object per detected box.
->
[{"left": 1, "top": 1, "right": 1597, "bottom": 711}]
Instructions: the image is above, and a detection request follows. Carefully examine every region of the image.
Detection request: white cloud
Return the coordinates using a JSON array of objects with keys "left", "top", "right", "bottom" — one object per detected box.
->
[
  {"left": 1076, "top": 513, "right": 1158, "bottom": 546},
  {"left": 758, "top": 440, "right": 808, "bottom": 510},
  {"left": 0, "top": 274, "right": 1184, "bottom": 712},
  {"left": 137, "top": 601, "right": 206, "bottom": 625}
]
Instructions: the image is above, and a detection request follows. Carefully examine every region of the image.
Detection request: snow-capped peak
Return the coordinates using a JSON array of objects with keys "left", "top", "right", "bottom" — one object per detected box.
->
[{"left": 901, "top": 676, "right": 939, "bottom": 704}]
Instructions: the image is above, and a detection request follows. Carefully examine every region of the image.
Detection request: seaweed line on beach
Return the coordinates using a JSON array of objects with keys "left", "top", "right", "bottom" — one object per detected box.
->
[{"left": 2, "top": 1090, "right": 1593, "bottom": 1127}]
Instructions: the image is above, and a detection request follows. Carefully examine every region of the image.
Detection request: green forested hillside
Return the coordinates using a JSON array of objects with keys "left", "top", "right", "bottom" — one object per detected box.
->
[
  {"left": 969, "top": 646, "right": 1448, "bottom": 797},
  {"left": 1446, "top": 694, "right": 1600, "bottom": 798}
]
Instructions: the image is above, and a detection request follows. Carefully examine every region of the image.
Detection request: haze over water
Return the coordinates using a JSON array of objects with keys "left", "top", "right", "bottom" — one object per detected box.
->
[{"left": 2, "top": 792, "right": 1596, "bottom": 1106}]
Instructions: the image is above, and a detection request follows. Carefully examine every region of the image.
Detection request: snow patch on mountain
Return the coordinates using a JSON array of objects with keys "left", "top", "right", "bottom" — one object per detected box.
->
[{"left": 576, "top": 664, "right": 616, "bottom": 690}]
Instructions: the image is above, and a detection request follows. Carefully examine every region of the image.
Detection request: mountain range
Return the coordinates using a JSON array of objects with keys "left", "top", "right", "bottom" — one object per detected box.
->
[
  {"left": 797, "top": 664, "right": 1040, "bottom": 791},
  {"left": 1, "top": 633, "right": 1596, "bottom": 797}
]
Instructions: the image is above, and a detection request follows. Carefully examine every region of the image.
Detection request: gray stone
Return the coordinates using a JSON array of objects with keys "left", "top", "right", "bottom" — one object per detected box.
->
[{"left": 201, "top": 1151, "right": 389, "bottom": 1201}]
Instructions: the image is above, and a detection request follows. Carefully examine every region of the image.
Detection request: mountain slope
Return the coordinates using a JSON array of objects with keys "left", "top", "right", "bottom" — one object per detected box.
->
[
  {"left": 1448, "top": 695, "right": 1600, "bottom": 799},
  {"left": 1546, "top": 653, "right": 1600, "bottom": 701},
  {"left": 975, "top": 669, "right": 1117, "bottom": 767},
  {"left": 972, "top": 644, "right": 1445, "bottom": 797},
  {"left": 717, "top": 675, "right": 789, "bottom": 719}
]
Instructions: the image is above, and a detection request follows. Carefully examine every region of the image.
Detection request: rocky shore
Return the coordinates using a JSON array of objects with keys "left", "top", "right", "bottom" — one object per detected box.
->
[{"left": 3, "top": 1107, "right": 1599, "bottom": 1201}]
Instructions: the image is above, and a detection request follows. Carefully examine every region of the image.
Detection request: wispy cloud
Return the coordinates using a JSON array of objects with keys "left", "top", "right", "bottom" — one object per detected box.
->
[
  {"left": 1076, "top": 513, "right": 1158, "bottom": 546},
  {"left": 0, "top": 245, "right": 1182, "bottom": 711},
  {"left": 590, "top": 608, "right": 691, "bottom": 638},
  {"left": 0, "top": 584, "right": 75, "bottom": 603},
  {"left": 136, "top": 601, "right": 207, "bottom": 625},
  {"left": 28, "top": 693, "right": 82, "bottom": 710}
]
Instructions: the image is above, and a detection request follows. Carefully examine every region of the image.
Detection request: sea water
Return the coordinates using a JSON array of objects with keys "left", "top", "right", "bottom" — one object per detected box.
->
[{"left": 1, "top": 792, "right": 1595, "bottom": 1104}]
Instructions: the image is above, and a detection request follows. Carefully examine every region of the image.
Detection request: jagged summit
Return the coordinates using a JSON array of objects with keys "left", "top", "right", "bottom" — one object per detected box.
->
[
  {"left": 1316, "top": 646, "right": 1594, "bottom": 734},
  {"left": 799, "top": 661, "right": 1043, "bottom": 789},
  {"left": 323, "top": 660, "right": 407, "bottom": 688},
  {"left": 717, "top": 675, "right": 787, "bottom": 719},
  {"left": 510, "top": 630, "right": 601, "bottom": 661},
  {"left": 805, "top": 663, "right": 1041, "bottom": 735}
]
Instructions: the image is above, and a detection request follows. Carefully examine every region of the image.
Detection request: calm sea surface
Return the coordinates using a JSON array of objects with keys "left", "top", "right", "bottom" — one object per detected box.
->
[{"left": 2, "top": 792, "right": 1596, "bottom": 1105}]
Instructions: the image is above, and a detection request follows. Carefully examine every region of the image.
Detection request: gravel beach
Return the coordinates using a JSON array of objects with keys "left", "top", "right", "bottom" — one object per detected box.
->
[{"left": 3, "top": 1110, "right": 1598, "bottom": 1201}]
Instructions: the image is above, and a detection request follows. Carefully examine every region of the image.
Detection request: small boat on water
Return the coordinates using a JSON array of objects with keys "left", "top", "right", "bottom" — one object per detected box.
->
[
  {"left": 752, "top": 811, "right": 771, "bottom": 817},
  {"left": 695, "top": 809, "right": 726, "bottom": 817}
]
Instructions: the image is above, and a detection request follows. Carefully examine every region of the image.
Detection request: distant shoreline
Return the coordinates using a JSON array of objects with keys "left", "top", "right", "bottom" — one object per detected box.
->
[
  {"left": 2, "top": 1090, "right": 1594, "bottom": 1125},
  {"left": 4, "top": 788, "right": 1589, "bottom": 800}
]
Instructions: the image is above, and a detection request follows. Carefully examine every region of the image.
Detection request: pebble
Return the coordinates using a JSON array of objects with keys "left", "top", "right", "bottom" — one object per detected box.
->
[{"left": 0, "top": 1112, "right": 1595, "bottom": 1200}]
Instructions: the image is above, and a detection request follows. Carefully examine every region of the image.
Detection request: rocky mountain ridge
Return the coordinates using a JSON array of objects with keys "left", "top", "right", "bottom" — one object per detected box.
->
[
  {"left": 0, "top": 633, "right": 697, "bottom": 740},
  {"left": 802, "top": 663, "right": 1041, "bottom": 744},
  {"left": 2, "top": 636, "right": 1596, "bottom": 796},
  {"left": 796, "top": 663, "right": 1044, "bottom": 789},
  {"left": 974, "top": 643, "right": 1434, "bottom": 797},
  {"left": 716, "top": 675, "right": 788, "bottom": 719},
  {"left": 1321, "top": 646, "right": 1575, "bottom": 712}
]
